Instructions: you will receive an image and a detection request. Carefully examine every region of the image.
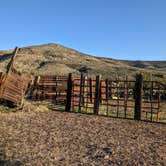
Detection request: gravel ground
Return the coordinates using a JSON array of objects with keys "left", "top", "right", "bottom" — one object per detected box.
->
[{"left": 0, "top": 111, "right": 165, "bottom": 166}]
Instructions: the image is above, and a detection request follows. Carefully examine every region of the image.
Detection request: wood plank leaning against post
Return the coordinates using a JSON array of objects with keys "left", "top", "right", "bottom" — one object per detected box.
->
[
  {"left": 134, "top": 73, "right": 143, "bottom": 120},
  {"left": 7, "top": 47, "right": 19, "bottom": 74},
  {"left": 65, "top": 73, "right": 72, "bottom": 112},
  {"left": 94, "top": 75, "right": 101, "bottom": 115}
]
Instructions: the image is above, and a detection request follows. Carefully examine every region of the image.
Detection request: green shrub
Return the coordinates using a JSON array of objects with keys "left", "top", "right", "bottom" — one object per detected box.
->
[{"left": 0, "top": 105, "right": 14, "bottom": 113}]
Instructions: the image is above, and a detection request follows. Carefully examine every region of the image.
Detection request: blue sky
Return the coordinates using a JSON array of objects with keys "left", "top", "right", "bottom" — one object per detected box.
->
[{"left": 0, "top": 0, "right": 165, "bottom": 60}]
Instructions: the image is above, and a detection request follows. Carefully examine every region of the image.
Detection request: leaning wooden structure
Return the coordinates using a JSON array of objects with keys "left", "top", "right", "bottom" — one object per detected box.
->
[{"left": 0, "top": 47, "right": 25, "bottom": 106}]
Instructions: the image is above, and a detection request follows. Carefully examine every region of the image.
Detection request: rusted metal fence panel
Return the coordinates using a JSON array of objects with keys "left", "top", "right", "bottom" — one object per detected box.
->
[
  {"left": 28, "top": 75, "right": 68, "bottom": 110},
  {"left": 0, "top": 47, "right": 25, "bottom": 106},
  {"left": 98, "top": 79, "right": 136, "bottom": 119},
  {"left": 0, "top": 72, "right": 3, "bottom": 87},
  {"left": 141, "top": 81, "right": 162, "bottom": 122},
  {"left": 0, "top": 72, "right": 25, "bottom": 105},
  {"left": 71, "top": 76, "right": 96, "bottom": 114},
  {"left": 70, "top": 74, "right": 165, "bottom": 122}
]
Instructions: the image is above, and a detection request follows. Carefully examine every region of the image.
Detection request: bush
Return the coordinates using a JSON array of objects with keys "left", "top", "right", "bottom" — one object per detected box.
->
[{"left": 0, "top": 105, "right": 14, "bottom": 113}]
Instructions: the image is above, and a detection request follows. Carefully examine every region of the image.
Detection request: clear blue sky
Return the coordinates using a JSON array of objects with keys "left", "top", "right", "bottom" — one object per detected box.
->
[{"left": 0, "top": 0, "right": 165, "bottom": 60}]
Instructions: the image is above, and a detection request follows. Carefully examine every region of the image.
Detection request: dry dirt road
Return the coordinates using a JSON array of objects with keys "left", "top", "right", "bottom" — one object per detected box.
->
[{"left": 0, "top": 111, "right": 165, "bottom": 166}]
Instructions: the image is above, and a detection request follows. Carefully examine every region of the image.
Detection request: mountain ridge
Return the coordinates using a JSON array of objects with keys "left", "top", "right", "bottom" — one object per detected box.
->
[{"left": 0, "top": 43, "right": 166, "bottom": 80}]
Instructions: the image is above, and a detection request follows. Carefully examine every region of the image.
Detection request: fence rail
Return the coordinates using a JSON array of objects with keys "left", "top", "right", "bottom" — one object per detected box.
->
[
  {"left": 0, "top": 70, "right": 165, "bottom": 122},
  {"left": 23, "top": 73, "right": 165, "bottom": 123}
]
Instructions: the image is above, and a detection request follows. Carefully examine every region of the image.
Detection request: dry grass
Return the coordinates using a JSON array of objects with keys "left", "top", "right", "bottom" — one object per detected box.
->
[
  {"left": 1, "top": 43, "right": 166, "bottom": 79},
  {"left": 0, "top": 110, "right": 165, "bottom": 165}
]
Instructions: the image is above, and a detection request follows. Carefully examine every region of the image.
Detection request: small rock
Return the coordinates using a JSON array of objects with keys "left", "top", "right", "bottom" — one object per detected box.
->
[{"left": 104, "top": 155, "right": 110, "bottom": 159}]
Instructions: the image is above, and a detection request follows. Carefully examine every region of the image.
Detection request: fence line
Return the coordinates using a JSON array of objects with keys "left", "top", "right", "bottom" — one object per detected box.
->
[
  {"left": 69, "top": 73, "right": 165, "bottom": 122},
  {"left": 0, "top": 71, "right": 165, "bottom": 122},
  {"left": 27, "top": 73, "right": 164, "bottom": 122}
]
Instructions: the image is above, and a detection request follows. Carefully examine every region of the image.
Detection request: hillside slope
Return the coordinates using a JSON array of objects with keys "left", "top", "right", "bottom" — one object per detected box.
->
[{"left": 0, "top": 43, "right": 166, "bottom": 79}]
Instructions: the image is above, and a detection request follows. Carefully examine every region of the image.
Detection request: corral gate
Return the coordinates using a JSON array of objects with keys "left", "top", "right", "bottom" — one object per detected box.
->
[
  {"left": 26, "top": 73, "right": 165, "bottom": 122},
  {"left": 71, "top": 74, "right": 164, "bottom": 122}
]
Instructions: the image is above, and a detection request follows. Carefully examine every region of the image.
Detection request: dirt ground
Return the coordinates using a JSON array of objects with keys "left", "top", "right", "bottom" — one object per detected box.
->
[{"left": 0, "top": 110, "right": 165, "bottom": 166}]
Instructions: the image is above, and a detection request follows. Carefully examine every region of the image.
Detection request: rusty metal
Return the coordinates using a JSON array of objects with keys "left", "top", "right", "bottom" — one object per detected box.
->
[
  {"left": 71, "top": 75, "right": 165, "bottom": 122},
  {"left": 0, "top": 72, "right": 3, "bottom": 86},
  {"left": 0, "top": 47, "right": 25, "bottom": 106},
  {"left": 28, "top": 76, "right": 68, "bottom": 107},
  {"left": 142, "top": 81, "right": 162, "bottom": 121}
]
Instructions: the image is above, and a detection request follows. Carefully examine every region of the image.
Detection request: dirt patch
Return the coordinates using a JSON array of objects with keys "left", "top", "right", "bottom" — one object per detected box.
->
[{"left": 0, "top": 111, "right": 165, "bottom": 165}]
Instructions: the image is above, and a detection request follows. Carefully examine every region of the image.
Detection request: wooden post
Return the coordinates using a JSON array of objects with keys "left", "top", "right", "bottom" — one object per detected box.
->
[
  {"left": 82, "top": 75, "right": 85, "bottom": 105},
  {"left": 36, "top": 76, "right": 40, "bottom": 100},
  {"left": 78, "top": 73, "right": 84, "bottom": 112},
  {"left": 89, "top": 78, "right": 93, "bottom": 103},
  {"left": 105, "top": 79, "right": 109, "bottom": 116},
  {"left": 7, "top": 47, "right": 19, "bottom": 74},
  {"left": 99, "top": 81, "right": 102, "bottom": 103},
  {"left": 157, "top": 84, "right": 160, "bottom": 121},
  {"left": 94, "top": 75, "right": 101, "bottom": 115},
  {"left": 124, "top": 75, "right": 128, "bottom": 118},
  {"left": 65, "top": 73, "right": 72, "bottom": 112},
  {"left": 134, "top": 74, "right": 143, "bottom": 120},
  {"left": 105, "top": 79, "right": 109, "bottom": 101}
]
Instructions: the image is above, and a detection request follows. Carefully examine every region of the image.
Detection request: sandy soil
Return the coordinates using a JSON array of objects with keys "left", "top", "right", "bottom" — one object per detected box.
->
[{"left": 0, "top": 111, "right": 165, "bottom": 166}]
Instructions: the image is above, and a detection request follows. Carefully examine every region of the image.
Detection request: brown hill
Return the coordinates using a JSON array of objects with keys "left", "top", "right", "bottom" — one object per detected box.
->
[{"left": 0, "top": 43, "right": 166, "bottom": 80}]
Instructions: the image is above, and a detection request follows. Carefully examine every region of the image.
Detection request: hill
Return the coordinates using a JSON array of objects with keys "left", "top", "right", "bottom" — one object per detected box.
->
[{"left": 0, "top": 43, "right": 166, "bottom": 80}]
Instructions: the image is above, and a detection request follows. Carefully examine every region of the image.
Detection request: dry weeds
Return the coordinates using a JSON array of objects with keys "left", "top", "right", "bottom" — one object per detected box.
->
[
  {"left": 0, "top": 110, "right": 165, "bottom": 165},
  {"left": 1, "top": 43, "right": 166, "bottom": 79}
]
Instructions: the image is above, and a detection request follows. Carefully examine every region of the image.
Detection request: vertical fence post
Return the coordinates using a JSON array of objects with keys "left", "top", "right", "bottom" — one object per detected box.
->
[
  {"left": 65, "top": 73, "right": 72, "bottom": 112},
  {"left": 82, "top": 75, "right": 85, "bottom": 105},
  {"left": 134, "top": 74, "right": 143, "bottom": 120},
  {"left": 78, "top": 73, "right": 84, "bottom": 112},
  {"left": 105, "top": 79, "right": 109, "bottom": 101},
  {"left": 99, "top": 81, "right": 102, "bottom": 103},
  {"left": 94, "top": 75, "right": 101, "bottom": 115},
  {"left": 35, "top": 76, "right": 40, "bottom": 100},
  {"left": 89, "top": 78, "right": 93, "bottom": 103}
]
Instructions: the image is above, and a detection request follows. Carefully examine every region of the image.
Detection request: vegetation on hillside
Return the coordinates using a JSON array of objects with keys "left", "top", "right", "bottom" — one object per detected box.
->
[{"left": 0, "top": 43, "right": 166, "bottom": 81}]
